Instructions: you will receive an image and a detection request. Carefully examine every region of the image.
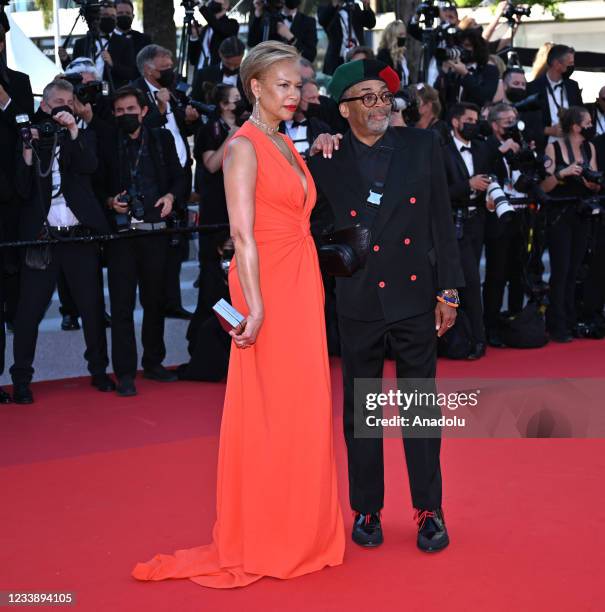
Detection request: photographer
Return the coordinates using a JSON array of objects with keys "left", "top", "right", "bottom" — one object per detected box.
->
[
  {"left": 411, "top": 83, "right": 449, "bottom": 145},
  {"left": 587, "top": 85, "right": 605, "bottom": 137},
  {"left": 62, "top": 1, "right": 136, "bottom": 91},
  {"left": 115, "top": 0, "right": 152, "bottom": 73},
  {"left": 540, "top": 106, "right": 601, "bottom": 342},
  {"left": 482, "top": 103, "right": 526, "bottom": 346},
  {"left": 97, "top": 86, "right": 185, "bottom": 396},
  {"left": 10, "top": 79, "right": 112, "bottom": 404},
  {"left": 189, "top": 0, "right": 239, "bottom": 69},
  {"left": 528, "top": 45, "right": 582, "bottom": 145},
  {"left": 0, "top": 24, "right": 34, "bottom": 403},
  {"left": 191, "top": 35, "right": 246, "bottom": 104},
  {"left": 376, "top": 20, "right": 410, "bottom": 86},
  {"left": 442, "top": 102, "right": 492, "bottom": 359},
  {"left": 135, "top": 44, "right": 198, "bottom": 320},
  {"left": 318, "top": 0, "right": 376, "bottom": 75},
  {"left": 248, "top": 0, "right": 317, "bottom": 62},
  {"left": 436, "top": 28, "right": 499, "bottom": 109}
]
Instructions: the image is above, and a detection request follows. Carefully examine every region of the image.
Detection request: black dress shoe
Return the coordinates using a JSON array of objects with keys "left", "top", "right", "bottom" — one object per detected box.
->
[
  {"left": 164, "top": 307, "right": 193, "bottom": 320},
  {"left": 415, "top": 508, "right": 449, "bottom": 552},
  {"left": 352, "top": 512, "right": 383, "bottom": 547},
  {"left": 487, "top": 329, "right": 505, "bottom": 348},
  {"left": 550, "top": 331, "right": 572, "bottom": 343},
  {"left": 143, "top": 365, "right": 178, "bottom": 382},
  {"left": 466, "top": 342, "right": 486, "bottom": 360},
  {"left": 0, "top": 387, "right": 12, "bottom": 404},
  {"left": 91, "top": 374, "right": 116, "bottom": 392},
  {"left": 61, "top": 315, "right": 81, "bottom": 331},
  {"left": 12, "top": 383, "right": 34, "bottom": 404},
  {"left": 116, "top": 376, "right": 137, "bottom": 397}
]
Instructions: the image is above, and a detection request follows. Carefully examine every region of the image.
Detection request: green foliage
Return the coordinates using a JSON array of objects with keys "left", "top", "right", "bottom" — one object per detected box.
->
[{"left": 35, "top": 0, "right": 53, "bottom": 28}]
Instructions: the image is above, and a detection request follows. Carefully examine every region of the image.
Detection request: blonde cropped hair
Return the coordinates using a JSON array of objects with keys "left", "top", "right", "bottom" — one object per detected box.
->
[{"left": 240, "top": 40, "right": 300, "bottom": 103}]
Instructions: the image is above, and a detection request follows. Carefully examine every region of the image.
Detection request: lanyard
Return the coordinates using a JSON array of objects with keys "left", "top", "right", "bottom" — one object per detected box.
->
[{"left": 546, "top": 81, "right": 565, "bottom": 112}]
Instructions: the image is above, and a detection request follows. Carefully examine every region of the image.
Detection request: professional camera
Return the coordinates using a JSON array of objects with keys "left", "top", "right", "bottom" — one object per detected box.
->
[
  {"left": 114, "top": 187, "right": 146, "bottom": 232},
  {"left": 62, "top": 73, "right": 109, "bottom": 105},
  {"left": 580, "top": 166, "right": 605, "bottom": 186},
  {"left": 503, "top": 1, "right": 531, "bottom": 24},
  {"left": 432, "top": 25, "right": 473, "bottom": 64},
  {"left": 15, "top": 113, "right": 68, "bottom": 148},
  {"left": 486, "top": 175, "right": 515, "bottom": 220},
  {"left": 392, "top": 87, "right": 420, "bottom": 124},
  {"left": 512, "top": 92, "right": 541, "bottom": 113},
  {"left": 414, "top": 0, "right": 441, "bottom": 25}
]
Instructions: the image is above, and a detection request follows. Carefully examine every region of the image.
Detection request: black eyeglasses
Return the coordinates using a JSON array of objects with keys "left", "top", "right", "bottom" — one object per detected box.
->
[{"left": 340, "top": 92, "right": 395, "bottom": 108}]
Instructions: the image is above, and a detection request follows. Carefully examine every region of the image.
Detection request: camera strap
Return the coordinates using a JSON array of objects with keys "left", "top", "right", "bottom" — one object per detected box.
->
[
  {"left": 563, "top": 137, "right": 589, "bottom": 167},
  {"left": 545, "top": 81, "right": 566, "bottom": 113}
]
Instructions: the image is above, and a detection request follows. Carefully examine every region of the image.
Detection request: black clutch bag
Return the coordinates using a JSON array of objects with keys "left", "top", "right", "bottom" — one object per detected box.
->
[{"left": 318, "top": 224, "right": 371, "bottom": 277}]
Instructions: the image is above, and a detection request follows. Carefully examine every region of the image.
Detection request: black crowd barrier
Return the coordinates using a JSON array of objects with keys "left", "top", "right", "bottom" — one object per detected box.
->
[{"left": 0, "top": 223, "right": 230, "bottom": 249}]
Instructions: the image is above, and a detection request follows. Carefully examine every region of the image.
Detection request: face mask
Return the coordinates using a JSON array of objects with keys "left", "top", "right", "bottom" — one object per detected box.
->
[
  {"left": 304, "top": 101, "right": 322, "bottom": 119},
  {"left": 99, "top": 16, "right": 116, "bottom": 35},
  {"left": 157, "top": 68, "right": 175, "bottom": 88},
  {"left": 505, "top": 87, "right": 526, "bottom": 103},
  {"left": 208, "top": 1, "right": 223, "bottom": 13},
  {"left": 502, "top": 124, "right": 518, "bottom": 140},
  {"left": 581, "top": 126, "right": 596, "bottom": 140},
  {"left": 397, "top": 36, "right": 406, "bottom": 48},
  {"left": 562, "top": 65, "right": 575, "bottom": 80},
  {"left": 233, "top": 99, "right": 248, "bottom": 116},
  {"left": 460, "top": 122, "right": 478, "bottom": 141},
  {"left": 116, "top": 15, "right": 133, "bottom": 31},
  {"left": 115, "top": 113, "right": 141, "bottom": 134},
  {"left": 284, "top": 0, "right": 300, "bottom": 9},
  {"left": 51, "top": 105, "right": 74, "bottom": 118}
]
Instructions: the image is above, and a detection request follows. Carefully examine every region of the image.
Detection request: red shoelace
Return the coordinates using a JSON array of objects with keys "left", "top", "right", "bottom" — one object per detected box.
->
[{"left": 414, "top": 509, "right": 436, "bottom": 529}]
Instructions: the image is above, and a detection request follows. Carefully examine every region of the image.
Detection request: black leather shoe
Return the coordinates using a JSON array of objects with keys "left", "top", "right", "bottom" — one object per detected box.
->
[
  {"left": 143, "top": 366, "right": 178, "bottom": 382},
  {"left": 415, "top": 508, "right": 449, "bottom": 552},
  {"left": 487, "top": 329, "right": 505, "bottom": 348},
  {"left": 12, "top": 383, "right": 34, "bottom": 404},
  {"left": 91, "top": 374, "right": 116, "bottom": 392},
  {"left": 550, "top": 331, "right": 572, "bottom": 343},
  {"left": 466, "top": 342, "right": 486, "bottom": 360},
  {"left": 0, "top": 387, "right": 12, "bottom": 404},
  {"left": 352, "top": 512, "right": 383, "bottom": 547},
  {"left": 164, "top": 307, "right": 193, "bottom": 320},
  {"left": 116, "top": 376, "right": 137, "bottom": 397},
  {"left": 61, "top": 315, "right": 80, "bottom": 331}
]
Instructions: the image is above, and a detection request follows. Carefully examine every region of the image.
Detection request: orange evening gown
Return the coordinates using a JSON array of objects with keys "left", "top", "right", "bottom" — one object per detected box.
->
[{"left": 132, "top": 122, "right": 345, "bottom": 588}]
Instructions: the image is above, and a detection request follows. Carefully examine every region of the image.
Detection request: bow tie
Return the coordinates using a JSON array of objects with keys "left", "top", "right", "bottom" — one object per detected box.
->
[
  {"left": 459, "top": 145, "right": 471, "bottom": 153},
  {"left": 553, "top": 82, "right": 563, "bottom": 90},
  {"left": 291, "top": 119, "right": 307, "bottom": 128}
]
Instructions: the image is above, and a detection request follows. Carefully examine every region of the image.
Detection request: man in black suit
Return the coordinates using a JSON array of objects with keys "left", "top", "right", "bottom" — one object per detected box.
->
[
  {"left": 318, "top": 0, "right": 376, "bottom": 75},
  {"left": 585, "top": 85, "right": 605, "bottom": 138},
  {"left": 10, "top": 79, "right": 113, "bottom": 404},
  {"left": 115, "top": 0, "right": 152, "bottom": 76},
  {"left": 0, "top": 25, "right": 34, "bottom": 404},
  {"left": 191, "top": 36, "right": 246, "bottom": 104},
  {"left": 527, "top": 44, "right": 583, "bottom": 145},
  {"left": 134, "top": 44, "right": 199, "bottom": 320},
  {"left": 308, "top": 60, "right": 463, "bottom": 553},
  {"left": 248, "top": 0, "right": 317, "bottom": 62},
  {"left": 442, "top": 102, "right": 492, "bottom": 359},
  {"left": 189, "top": 0, "right": 239, "bottom": 69},
  {"left": 96, "top": 86, "right": 185, "bottom": 397},
  {"left": 62, "top": 2, "right": 136, "bottom": 90}
]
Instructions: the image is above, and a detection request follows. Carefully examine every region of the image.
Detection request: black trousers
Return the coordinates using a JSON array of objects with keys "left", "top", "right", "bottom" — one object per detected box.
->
[
  {"left": 106, "top": 234, "right": 169, "bottom": 378},
  {"left": 581, "top": 221, "right": 605, "bottom": 321},
  {"left": 457, "top": 209, "right": 486, "bottom": 344},
  {"left": 546, "top": 207, "right": 589, "bottom": 334},
  {"left": 0, "top": 247, "right": 5, "bottom": 376},
  {"left": 10, "top": 242, "right": 108, "bottom": 384},
  {"left": 483, "top": 211, "right": 524, "bottom": 329},
  {"left": 338, "top": 310, "right": 442, "bottom": 514}
]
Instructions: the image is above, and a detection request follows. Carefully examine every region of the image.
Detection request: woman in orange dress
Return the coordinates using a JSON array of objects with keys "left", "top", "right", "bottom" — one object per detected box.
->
[{"left": 132, "top": 41, "right": 345, "bottom": 589}]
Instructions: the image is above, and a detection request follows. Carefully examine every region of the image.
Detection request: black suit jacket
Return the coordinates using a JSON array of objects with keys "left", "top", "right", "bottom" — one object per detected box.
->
[
  {"left": 527, "top": 74, "right": 583, "bottom": 131},
  {"left": 188, "top": 7, "right": 239, "bottom": 68},
  {"left": 190, "top": 64, "right": 246, "bottom": 104},
  {"left": 72, "top": 32, "right": 136, "bottom": 89},
  {"left": 119, "top": 29, "right": 152, "bottom": 76},
  {"left": 248, "top": 11, "right": 317, "bottom": 62},
  {"left": 0, "top": 68, "right": 34, "bottom": 204},
  {"left": 594, "top": 134, "right": 605, "bottom": 172},
  {"left": 442, "top": 137, "right": 491, "bottom": 209},
  {"left": 318, "top": 4, "right": 376, "bottom": 75},
  {"left": 95, "top": 124, "right": 186, "bottom": 211},
  {"left": 309, "top": 127, "right": 464, "bottom": 323},
  {"left": 436, "top": 63, "right": 499, "bottom": 109},
  {"left": 15, "top": 128, "right": 110, "bottom": 239},
  {"left": 278, "top": 117, "right": 333, "bottom": 158}
]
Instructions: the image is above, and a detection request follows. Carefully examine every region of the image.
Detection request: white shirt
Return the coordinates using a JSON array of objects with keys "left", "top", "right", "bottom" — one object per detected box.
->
[
  {"left": 145, "top": 79, "right": 188, "bottom": 167},
  {"left": 339, "top": 8, "right": 359, "bottom": 61},
  {"left": 595, "top": 108, "right": 605, "bottom": 136},
  {"left": 190, "top": 28, "right": 214, "bottom": 69},
  {"left": 221, "top": 66, "right": 238, "bottom": 87},
  {"left": 48, "top": 148, "right": 79, "bottom": 227},
  {"left": 546, "top": 74, "right": 568, "bottom": 144},
  {"left": 93, "top": 35, "right": 112, "bottom": 79},
  {"left": 284, "top": 120, "right": 309, "bottom": 157},
  {"left": 452, "top": 133, "right": 477, "bottom": 210}
]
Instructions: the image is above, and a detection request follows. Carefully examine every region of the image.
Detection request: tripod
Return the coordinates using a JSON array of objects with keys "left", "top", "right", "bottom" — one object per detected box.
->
[{"left": 177, "top": 0, "right": 198, "bottom": 80}]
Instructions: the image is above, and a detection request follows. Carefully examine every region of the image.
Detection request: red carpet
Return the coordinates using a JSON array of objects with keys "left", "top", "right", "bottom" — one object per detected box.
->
[{"left": 1, "top": 340, "right": 604, "bottom": 611}]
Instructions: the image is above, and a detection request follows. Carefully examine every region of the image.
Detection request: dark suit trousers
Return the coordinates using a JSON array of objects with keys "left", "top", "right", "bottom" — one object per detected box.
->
[
  {"left": 483, "top": 211, "right": 524, "bottom": 329},
  {"left": 581, "top": 222, "right": 605, "bottom": 321},
  {"left": 546, "top": 208, "right": 589, "bottom": 334},
  {"left": 10, "top": 242, "right": 108, "bottom": 384},
  {"left": 106, "top": 234, "right": 169, "bottom": 378},
  {"left": 338, "top": 310, "right": 442, "bottom": 514},
  {"left": 457, "top": 209, "right": 486, "bottom": 343}
]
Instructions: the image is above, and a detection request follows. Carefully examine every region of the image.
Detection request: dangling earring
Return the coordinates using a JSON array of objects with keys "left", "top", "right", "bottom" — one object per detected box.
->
[{"left": 253, "top": 96, "right": 260, "bottom": 120}]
